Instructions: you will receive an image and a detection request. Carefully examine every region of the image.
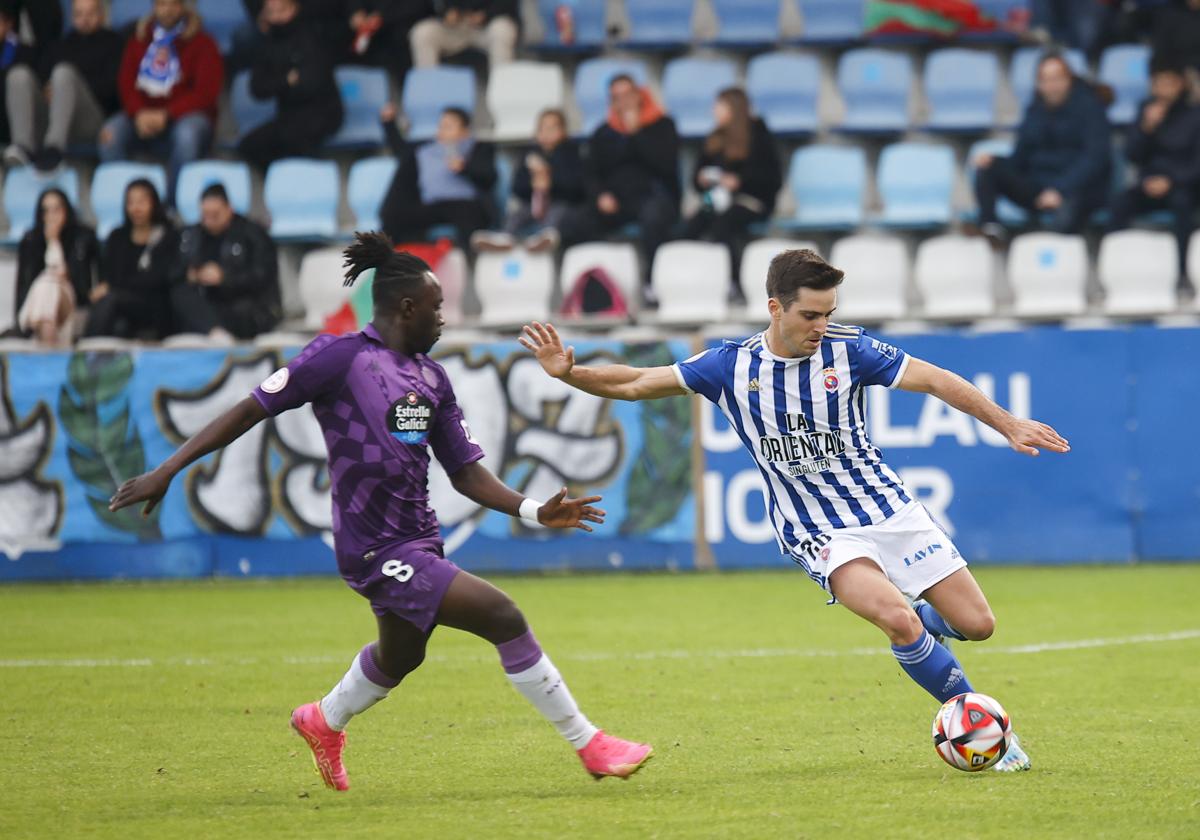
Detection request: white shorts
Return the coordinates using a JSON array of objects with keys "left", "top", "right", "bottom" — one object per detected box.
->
[{"left": 793, "top": 502, "right": 967, "bottom": 602}]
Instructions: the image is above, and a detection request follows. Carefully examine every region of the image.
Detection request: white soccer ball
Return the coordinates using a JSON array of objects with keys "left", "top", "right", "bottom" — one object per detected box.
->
[{"left": 931, "top": 692, "right": 1013, "bottom": 772}]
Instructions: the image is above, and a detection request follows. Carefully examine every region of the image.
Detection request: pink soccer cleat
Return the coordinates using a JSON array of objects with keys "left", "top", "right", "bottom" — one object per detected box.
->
[
  {"left": 577, "top": 730, "right": 653, "bottom": 780},
  {"left": 290, "top": 702, "right": 349, "bottom": 791}
]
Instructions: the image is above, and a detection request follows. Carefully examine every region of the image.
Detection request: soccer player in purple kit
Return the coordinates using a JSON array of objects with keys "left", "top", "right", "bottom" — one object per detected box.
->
[{"left": 109, "top": 232, "right": 653, "bottom": 790}]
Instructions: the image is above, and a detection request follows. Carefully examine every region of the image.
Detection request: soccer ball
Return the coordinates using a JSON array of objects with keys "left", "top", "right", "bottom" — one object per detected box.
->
[{"left": 931, "top": 692, "right": 1013, "bottom": 771}]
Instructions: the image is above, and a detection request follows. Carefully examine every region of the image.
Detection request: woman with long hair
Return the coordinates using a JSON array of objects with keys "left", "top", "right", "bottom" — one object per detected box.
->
[{"left": 15, "top": 188, "right": 98, "bottom": 345}]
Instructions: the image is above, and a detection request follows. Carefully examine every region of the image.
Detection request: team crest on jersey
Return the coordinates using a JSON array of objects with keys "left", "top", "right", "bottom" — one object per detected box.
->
[
  {"left": 388, "top": 391, "right": 434, "bottom": 445},
  {"left": 822, "top": 367, "right": 840, "bottom": 392}
]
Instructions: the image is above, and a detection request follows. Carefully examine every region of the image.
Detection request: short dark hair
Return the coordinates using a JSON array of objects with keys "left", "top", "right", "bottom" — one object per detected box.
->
[
  {"left": 200, "top": 182, "right": 229, "bottom": 204},
  {"left": 766, "top": 249, "right": 843, "bottom": 309},
  {"left": 1150, "top": 53, "right": 1185, "bottom": 77},
  {"left": 608, "top": 73, "right": 635, "bottom": 90},
  {"left": 442, "top": 106, "right": 471, "bottom": 129},
  {"left": 343, "top": 231, "right": 433, "bottom": 315}
]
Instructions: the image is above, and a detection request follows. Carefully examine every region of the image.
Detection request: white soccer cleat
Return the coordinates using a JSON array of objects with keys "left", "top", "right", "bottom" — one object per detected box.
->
[{"left": 992, "top": 731, "right": 1031, "bottom": 772}]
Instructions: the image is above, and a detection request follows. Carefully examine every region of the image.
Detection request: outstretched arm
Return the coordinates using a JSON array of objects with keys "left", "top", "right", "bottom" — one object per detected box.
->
[
  {"left": 109, "top": 396, "right": 270, "bottom": 515},
  {"left": 448, "top": 461, "right": 606, "bottom": 531},
  {"left": 898, "top": 358, "right": 1070, "bottom": 457},
  {"left": 518, "top": 321, "right": 688, "bottom": 401}
]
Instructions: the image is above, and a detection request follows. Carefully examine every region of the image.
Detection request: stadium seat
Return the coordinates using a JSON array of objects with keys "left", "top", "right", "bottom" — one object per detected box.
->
[
  {"left": 875, "top": 142, "right": 955, "bottom": 228},
  {"left": 487, "top": 62, "right": 565, "bottom": 142},
  {"left": 109, "top": 0, "right": 144, "bottom": 30},
  {"left": 175, "top": 161, "right": 252, "bottom": 225},
  {"left": 3, "top": 166, "right": 80, "bottom": 242},
  {"left": 533, "top": 0, "right": 607, "bottom": 49},
  {"left": 1007, "top": 232, "right": 1089, "bottom": 317},
  {"left": 573, "top": 57, "right": 650, "bottom": 135},
  {"left": 836, "top": 49, "right": 912, "bottom": 133},
  {"left": 651, "top": 241, "right": 730, "bottom": 324},
  {"left": 298, "top": 247, "right": 353, "bottom": 329},
  {"left": 924, "top": 48, "right": 999, "bottom": 132},
  {"left": 710, "top": 0, "right": 780, "bottom": 46},
  {"left": 328, "top": 67, "right": 389, "bottom": 149},
  {"left": 475, "top": 250, "right": 555, "bottom": 326},
  {"left": 797, "top": 0, "right": 863, "bottom": 43},
  {"left": 346, "top": 157, "right": 398, "bottom": 231},
  {"left": 780, "top": 145, "right": 866, "bottom": 230},
  {"left": 1099, "top": 44, "right": 1150, "bottom": 125},
  {"left": 402, "top": 66, "right": 476, "bottom": 142},
  {"left": 0, "top": 251, "right": 16, "bottom": 332},
  {"left": 621, "top": 0, "right": 694, "bottom": 48},
  {"left": 827, "top": 235, "right": 909, "bottom": 322},
  {"left": 1098, "top": 230, "right": 1178, "bottom": 316},
  {"left": 1191, "top": 233, "right": 1200, "bottom": 304},
  {"left": 964, "top": 137, "right": 1026, "bottom": 224},
  {"left": 559, "top": 242, "right": 641, "bottom": 315},
  {"left": 740, "top": 238, "right": 819, "bottom": 316},
  {"left": 746, "top": 51, "right": 820, "bottom": 136},
  {"left": 90, "top": 162, "right": 168, "bottom": 238},
  {"left": 202, "top": 0, "right": 248, "bottom": 54},
  {"left": 230, "top": 71, "right": 277, "bottom": 140},
  {"left": 1009, "top": 47, "right": 1086, "bottom": 113},
  {"left": 662, "top": 57, "right": 739, "bottom": 138},
  {"left": 263, "top": 158, "right": 339, "bottom": 239},
  {"left": 913, "top": 235, "right": 996, "bottom": 319}
]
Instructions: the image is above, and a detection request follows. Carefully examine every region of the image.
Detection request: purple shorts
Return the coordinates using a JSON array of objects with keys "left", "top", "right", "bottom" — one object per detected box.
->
[{"left": 340, "top": 536, "right": 461, "bottom": 633}]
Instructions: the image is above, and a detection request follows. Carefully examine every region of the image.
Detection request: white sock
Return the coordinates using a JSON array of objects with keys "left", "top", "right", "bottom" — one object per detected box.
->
[
  {"left": 319, "top": 648, "right": 395, "bottom": 731},
  {"left": 505, "top": 653, "right": 599, "bottom": 749}
]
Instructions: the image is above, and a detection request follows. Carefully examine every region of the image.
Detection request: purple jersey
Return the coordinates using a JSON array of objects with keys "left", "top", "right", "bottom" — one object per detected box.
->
[{"left": 252, "top": 324, "right": 484, "bottom": 574}]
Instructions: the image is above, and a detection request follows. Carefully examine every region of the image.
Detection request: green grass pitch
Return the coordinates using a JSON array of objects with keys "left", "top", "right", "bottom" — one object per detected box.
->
[{"left": 2, "top": 565, "right": 1198, "bottom": 839}]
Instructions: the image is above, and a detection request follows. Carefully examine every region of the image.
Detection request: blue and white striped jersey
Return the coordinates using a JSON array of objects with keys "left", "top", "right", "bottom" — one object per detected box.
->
[{"left": 673, "top": 325, "right": 915, "bottom": 557}]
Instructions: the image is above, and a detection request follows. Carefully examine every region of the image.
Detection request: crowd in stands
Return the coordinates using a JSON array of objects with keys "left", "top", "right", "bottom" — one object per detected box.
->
[{"left": 0, "top": 0, "right": 1198, "bottom": 345}]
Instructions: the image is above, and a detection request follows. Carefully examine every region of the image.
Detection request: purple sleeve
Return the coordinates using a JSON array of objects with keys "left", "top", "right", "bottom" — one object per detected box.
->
[
  {"left": 252, "top": 334, "right": 350, "bottom": 415},
  {"left": 428, "top": 372, "right": 485, "bottom": 475}
]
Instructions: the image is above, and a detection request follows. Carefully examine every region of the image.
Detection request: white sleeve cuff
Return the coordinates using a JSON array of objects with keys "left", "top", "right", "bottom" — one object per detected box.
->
[
  {"left": 887, "top": 354, "right": 911, "bottom": 390},
  {"left": 671, "top": 363, "right": 694, "bottom": 393}
]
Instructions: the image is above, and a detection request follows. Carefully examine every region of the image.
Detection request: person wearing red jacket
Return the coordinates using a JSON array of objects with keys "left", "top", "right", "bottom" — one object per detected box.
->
[{"left": 99, "top": 0, "right": 223, "bottom": 207}]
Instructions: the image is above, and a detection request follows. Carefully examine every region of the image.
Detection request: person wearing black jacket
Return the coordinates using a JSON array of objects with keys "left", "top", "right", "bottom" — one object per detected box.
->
[
  {"left": 973, "top": 53, "right": 1111, "bottom": 241},
  {"left": 1109, "top": 57, "right": 1200, "bottom": 283},
  {"left": 684, "top": 88, "right": 781, "bottom": 301},
  {"left": 170, "top": 183, "right": 281, "bottom": 339},
  {"left": 346, "top": 0, "right": 434, "bottom": 87},
  {"left": 378, "top": 104, "right": 497, "bottom": 244},
  {"left": 4, "top": 0, "right": 123, "bottom": 172},
  {"left": 410, "top": 0, "right": 517, "bottom": 68},
  {"left": 0, "top": 2, "right": 37, "bottom": 153},
  {"left": 559, "top": 74, "right": 681, "bottom": 300},
  {"left": 1152, "top": 0, "right": 1200, "bottom": 76},
  {"left": 15, "top": 188, "right": 98, "bottom": 345},
  {"left": 85, "top": 178, "right": 180, "bottom": 339},
  {"left": 238, "top": 0, "right": 344, "bottom": 170}
]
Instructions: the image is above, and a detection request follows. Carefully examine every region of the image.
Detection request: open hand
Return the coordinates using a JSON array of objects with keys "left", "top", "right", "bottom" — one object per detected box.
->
[
  {"left": 1004, "top": 418, "right": 1069, "bottom": 457},
  {"left": 537, "top": 486, "right": 606, "bottom": 532},
  {"left": 109, "top": 467, "right": 173, "bottom": 516},
  {"left": 518, "top": 321, "right": 574, "bottom": 379}
]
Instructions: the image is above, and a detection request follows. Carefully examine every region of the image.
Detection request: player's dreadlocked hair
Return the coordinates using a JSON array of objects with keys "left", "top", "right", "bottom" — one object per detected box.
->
[{"left": 342, "top": 231, "right": 433, "bottom": 314}]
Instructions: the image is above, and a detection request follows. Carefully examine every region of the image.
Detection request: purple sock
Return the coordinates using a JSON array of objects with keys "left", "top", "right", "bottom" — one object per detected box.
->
[
  {"left": 358, "top": 643, "right": 402, "bottom": 689},
  {"left": 496, "top": 629, "right": 543, "bottom": 674}
]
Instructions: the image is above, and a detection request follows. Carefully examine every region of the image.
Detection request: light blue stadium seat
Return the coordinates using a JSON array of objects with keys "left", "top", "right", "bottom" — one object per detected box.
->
[
  {"left": 963, "top": 137, "right": 1026, "bottom": 224},
  {"left": 746, "top": 51, "right": 820, "bottom": 135},
  {"left": 574, "top": 57, "right": 649, "bottom": 135},
  {"left": 109, "top": 0, "right": 145, "bottom": 30},
  {"left": 230, "top": 71, "right": 277, "bottom": 141},
  {"left": 710, "top": 0, "right": 780, "bottom": 45},
  {"left": 533, "top": 0, "right": 607, "bottom": 48},
  {"left": 91, "top": 162, "right": 168, "bottom": 238},
  {"left": 876, "top": 142, "right": 955, "bottom": 227},
  {"left": 3, "top": 167, "right": 80, "bottom": 243},
  {"left": 347, "top": 157, "right": 398, "bottom": 231},
  {"left": 1099, "top": 44, "right": 1150, "bottom": 124},
  {"left": 662, "top": 57, "right": 738, "bottom": 138},
  {"left": 621, "top": 0, "right": 693, "bottom": 48},
  {"left": 924, "top": 48, "right": 998, "bottom": 132},
  {"left": 264, "top": 158, "right": 340, "bottom": 240},
  {"left": 328, "top": 67, "right": 389, "bottom": 149},
  {"left": 779, "top": 145, "right": 865, "bottom": 230},
  {"left": 1009, "top": 47, "right": 1086, "bottom": 115},
  {"left": 176, "top": 160, "right": 253, "bottom": 225},
  {"left": 203, "top": 0, "right": 249, "bottom": 53},
  {"left": 402, "top": 66, "right": 475, "bottom": 141},
  {"left": 797, "top": 0, "right": 863, "bottom": 43},
  {"left": 837, "top": 48, "right": 911, "bottom": 132}
]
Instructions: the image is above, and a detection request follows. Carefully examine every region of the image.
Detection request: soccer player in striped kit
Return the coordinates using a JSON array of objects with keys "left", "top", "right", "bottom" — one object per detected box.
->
[
  {"left": 110, "top": 232, "right": 652, "bottom": 790},
  {"left": 520, "top": 249, "right": 1071, "bottom": 772}
]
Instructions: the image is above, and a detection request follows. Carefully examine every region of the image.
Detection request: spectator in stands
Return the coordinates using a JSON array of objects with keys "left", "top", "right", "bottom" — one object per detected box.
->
[
  {"left": 171, "top": 184, "right": 281, "bottom": 340},
  {"left": 3, "top": 0, "right": 63, "bottom": 64},
  {"left": 1153, "top": 0, "right": 1200, "bottom": 78},
  {"left": 3, "top": 0, "right": 124, "bottom": 172},
  {"left": 1031, "top": 0, "right": 1109, "bottom": 56},
  {"left": 342, "top": 1, "right": 434, "bottom": 87},
  {"left": 973, "top": 53, "right": 1111, "bottom": 242},
  {"left": 683, "top": 88, "right": 781, "bottom": 304},
  {"left": 85, "top": 178, "right": 180, "bottom": 339},
  {"left": 410, "top": 1, "right": 517, "bottom": 69},
  {"left": 100, "top": 0, "right": 223, "bottom": 207},
  {"left": 15, "top": 188, "right": 98, "bottom": 346},
  {"left": 0, "top": 2, "right": 36, "bottom": 158},
  {"left": 560, "top": 74, "right": 680, "bottom": 304},
  {"left": 234, "top": 0, "right": 355, "bottom": 75},
  {"left": 471, "top": 108, "right": 584, "bottom": 253},
  {"left": 1108, "top": 56, "right": 1200, "bottom": 284},
  {"left": 238, "top": 0, "right": 343, "bottom": 170},
  {"left": 378, "top": 103, "right": 497, "bottom": 245}
]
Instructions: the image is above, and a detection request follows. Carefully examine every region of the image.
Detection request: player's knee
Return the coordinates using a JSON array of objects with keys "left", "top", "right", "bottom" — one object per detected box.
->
[
  {"left": 959, "top": 609, "right": 996, "bottom": 642},
  {"left": 377, "top": 645, "right": 426, "bottom": 679},
  {"left": 487, "top": 596, "right": 528, "bottom": 643},
  {"left": 880, "top": 605, "right": 924, "bottom": 646}
]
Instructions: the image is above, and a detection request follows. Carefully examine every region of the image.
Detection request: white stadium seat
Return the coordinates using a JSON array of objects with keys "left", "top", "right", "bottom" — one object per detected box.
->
[
  {"left": 475, "top": 249, "right": 554, "bottom": 326},
  {"left": 828, "top": 235, "right": 909, "bottom": 322},
  {"left": 740, "top": 238, "right": 820, "bottom": 318},
  {"left": 913, "top": 235, "right": 996, "bottom": 319},
  {"left": 651, "top": 241, "right": 730, "bottom": 324},
  {"left": 436, "top": 248, "right": 469, "bottom": 327},
  {"left": 559, "top": 242, "right": 641, "bottom": 315},
  {"left": 0, "top": 251, "right": 16, "bottom": 333},
  {"left": 298, "top": 247, "right": 352, "bottom": 330},
  {"left": 1007, "top": 233, "right": 1089, "bottom": 317},
  {"left": 486, "top": 62, "right": 565, "bottom": 142},
  {"left": 1190, "top": 232, "right": 1200, "bottom": 312},
  {"left": 1098, "top": 230, "right": 1178, "bottom": 316}
]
